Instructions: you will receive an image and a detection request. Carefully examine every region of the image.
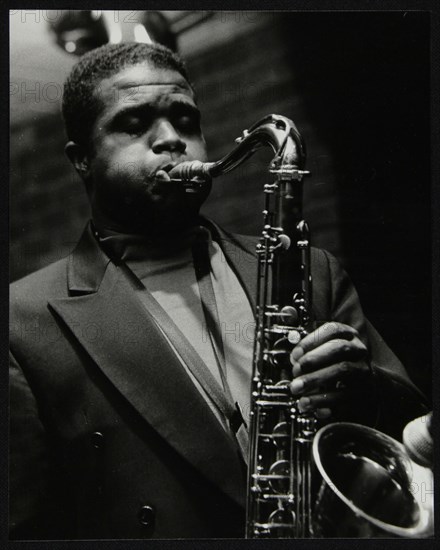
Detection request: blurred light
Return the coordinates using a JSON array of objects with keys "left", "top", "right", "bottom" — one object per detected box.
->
[
  {"left": 134, "top": 24, "right": 152, "bottom": 44},
  {"left": 141, "top": 11, "right": 177, "bottom": 51},
  {"left": 65, "top": 41, "right": 76, "bottom": 53},
  {"left": 103, "top": 13, "right": 122, "bottom": 44},
  {"left": 48, "top": 10, "right": 177, "bottom": 55},
  {"left": 47, "top": 10, "right": 109, "bottom": 56}
]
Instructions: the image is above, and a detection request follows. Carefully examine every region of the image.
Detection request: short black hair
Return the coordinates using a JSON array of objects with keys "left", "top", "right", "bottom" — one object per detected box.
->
[{"left": 62, "top": 41, "right": 192, "bottom": 149}]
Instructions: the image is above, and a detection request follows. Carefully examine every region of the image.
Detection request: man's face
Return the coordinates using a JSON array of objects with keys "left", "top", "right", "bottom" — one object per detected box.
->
[{"left": 86, "top": 63, "right": 209, "bottom": 234}]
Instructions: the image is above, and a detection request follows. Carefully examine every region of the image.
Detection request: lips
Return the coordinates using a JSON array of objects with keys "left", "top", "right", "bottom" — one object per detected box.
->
[{"left": 152, "top": 162, "right": 178, "bottom": 183}]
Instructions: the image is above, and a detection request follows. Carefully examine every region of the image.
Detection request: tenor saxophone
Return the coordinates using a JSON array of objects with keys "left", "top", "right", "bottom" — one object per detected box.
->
[{"left": 169, "top": 114, "right": 433, "bottom": 538}]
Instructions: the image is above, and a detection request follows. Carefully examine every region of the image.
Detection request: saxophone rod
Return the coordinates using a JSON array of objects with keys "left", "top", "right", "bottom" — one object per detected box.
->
[
  {"left": 167, "top": 114, "right": 310, "bottom": 192},
  {"left": 168, "top": 159, "right": 309, "bottom": 193}
]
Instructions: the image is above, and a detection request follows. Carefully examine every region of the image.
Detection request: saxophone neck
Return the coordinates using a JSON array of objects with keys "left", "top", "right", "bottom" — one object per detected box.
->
[{"left": 168, "top": 114, "right": 309, "bottom": 190}]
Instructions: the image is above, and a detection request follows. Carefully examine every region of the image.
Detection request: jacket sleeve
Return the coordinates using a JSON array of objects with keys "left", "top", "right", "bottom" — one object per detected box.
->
[
  {"left": 9, "top": 349, "right": 53, "bottom": 539},
  {"left": 324, "top": 250, "right": 429, "bottom": 440}
]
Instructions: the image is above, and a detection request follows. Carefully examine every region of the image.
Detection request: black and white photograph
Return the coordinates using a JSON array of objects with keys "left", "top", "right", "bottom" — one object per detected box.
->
[{"left": 8, "top": 7, "right": 435, "bottom": 542}]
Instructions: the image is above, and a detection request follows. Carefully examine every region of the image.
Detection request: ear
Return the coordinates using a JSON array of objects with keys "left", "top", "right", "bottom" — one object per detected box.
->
[{"left": 65, "top": 141, "right": 91, "bottom": 181}]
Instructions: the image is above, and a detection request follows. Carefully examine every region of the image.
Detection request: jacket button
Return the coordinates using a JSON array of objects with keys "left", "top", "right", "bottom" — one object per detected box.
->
[
  {"left": 91, "top": 431, "right": 104, "bottom": 449},
  {"left": 138, "top": 505, "right": 155, "bottom": 528}
]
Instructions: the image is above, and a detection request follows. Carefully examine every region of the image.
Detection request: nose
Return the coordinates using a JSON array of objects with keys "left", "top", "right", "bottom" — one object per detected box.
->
[{"left": 151, "top": 119, "right": 186, "bottom": 155}]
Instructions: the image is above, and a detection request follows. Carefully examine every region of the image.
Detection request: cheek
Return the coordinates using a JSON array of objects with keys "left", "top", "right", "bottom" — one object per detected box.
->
[
  {"left": 187, "top": 138, "right": 208, "bottom": 161},
  {"left": 93, "top": 143, "right": 150, "bottom": 182}
]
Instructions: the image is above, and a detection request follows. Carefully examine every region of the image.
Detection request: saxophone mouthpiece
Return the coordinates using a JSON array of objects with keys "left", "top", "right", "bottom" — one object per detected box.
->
[{"left": 168, "top": 161, "right": 214, "bottom": 193}]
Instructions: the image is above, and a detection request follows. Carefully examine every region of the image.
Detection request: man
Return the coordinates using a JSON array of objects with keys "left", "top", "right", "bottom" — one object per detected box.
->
[{"left": 9, "top": 42, "right": 428, "bottom": 540}]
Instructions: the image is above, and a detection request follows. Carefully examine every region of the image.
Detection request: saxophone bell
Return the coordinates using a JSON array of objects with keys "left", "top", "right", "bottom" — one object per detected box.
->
[{"left": 312, "top": 422, "right": 434, "bottom": 538}]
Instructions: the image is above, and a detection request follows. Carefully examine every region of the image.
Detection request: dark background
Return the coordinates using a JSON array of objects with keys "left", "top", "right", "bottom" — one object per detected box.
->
[{"left": 9, "top": 11, "right": 431, "bottom": 398}]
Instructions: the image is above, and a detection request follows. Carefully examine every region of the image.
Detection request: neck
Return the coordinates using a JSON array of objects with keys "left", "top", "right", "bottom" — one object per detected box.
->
[
  {"left": 92, "top": 211, "right": 203, "bottom": 243},
  {"left": 92, "top": 216, "right": 211, "bottom": 263}
]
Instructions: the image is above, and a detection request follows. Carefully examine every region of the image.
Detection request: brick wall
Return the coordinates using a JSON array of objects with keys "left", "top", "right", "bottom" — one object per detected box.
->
[
  {"left": 186, "top": 15, "right": 341, "bottom": 257},
  {"left": 10, "top": 113, "right": 90, "bottom": 281}
]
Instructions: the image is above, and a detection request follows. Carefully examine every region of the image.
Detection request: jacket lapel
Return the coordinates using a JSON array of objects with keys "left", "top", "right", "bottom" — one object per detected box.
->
[
  {"left": 49, "top": 225, "right": 246, "bottom": 507},
  {"left": 205, "top": 219, "right": 259, "bottom": 314}
]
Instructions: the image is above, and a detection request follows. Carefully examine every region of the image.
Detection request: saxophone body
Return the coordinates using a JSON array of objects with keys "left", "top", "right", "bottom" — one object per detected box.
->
[{"left": 169, "top": 115, "right": 433, "bottom": 539}]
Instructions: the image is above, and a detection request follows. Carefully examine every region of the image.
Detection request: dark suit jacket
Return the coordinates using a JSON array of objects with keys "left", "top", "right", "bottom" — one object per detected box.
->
[{"left": 9, "top": 222, "right": 427, "bottom": 540}]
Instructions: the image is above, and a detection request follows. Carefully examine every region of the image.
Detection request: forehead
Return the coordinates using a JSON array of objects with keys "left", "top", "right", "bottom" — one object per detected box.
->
[{"left": 94, "top": 63, "right": 196, "bottom": 115}]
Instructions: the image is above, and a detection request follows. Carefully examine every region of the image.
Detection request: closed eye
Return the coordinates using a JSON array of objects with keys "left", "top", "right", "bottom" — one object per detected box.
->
[
  {"left": 109, "top": 106, "right": 153, "bottom": 136},
  {"left": 108, "top": 103, "right": 201, "bottom": 136},
  {"left": 171, "top": 104, "right": 201, "bottom": 134},
  {"left": 115, "top": 115, "right": 146, "bottom": 136},
  {"left": 174, "top": 114, "right": 200, "bottom": 134}
]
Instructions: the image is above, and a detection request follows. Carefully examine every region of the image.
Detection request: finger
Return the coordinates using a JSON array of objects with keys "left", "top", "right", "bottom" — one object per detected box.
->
[
  {"left": 290, "top": 322, "right": 359, "bottom": 361},
  {"left": 291, "top": 336, "right": 367, "bottom": 376},
  {"left": 290, "top": 364, "right": 341, "bottom": 395},
  {"left": 297, "top": 391, "right": 343, "bottom": 413},
  {"left": 289, "top": 361, "right": 366, "bottom": 395},
  {"left": 316, "top": 408, "right": 332, "bottom": 420}
]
